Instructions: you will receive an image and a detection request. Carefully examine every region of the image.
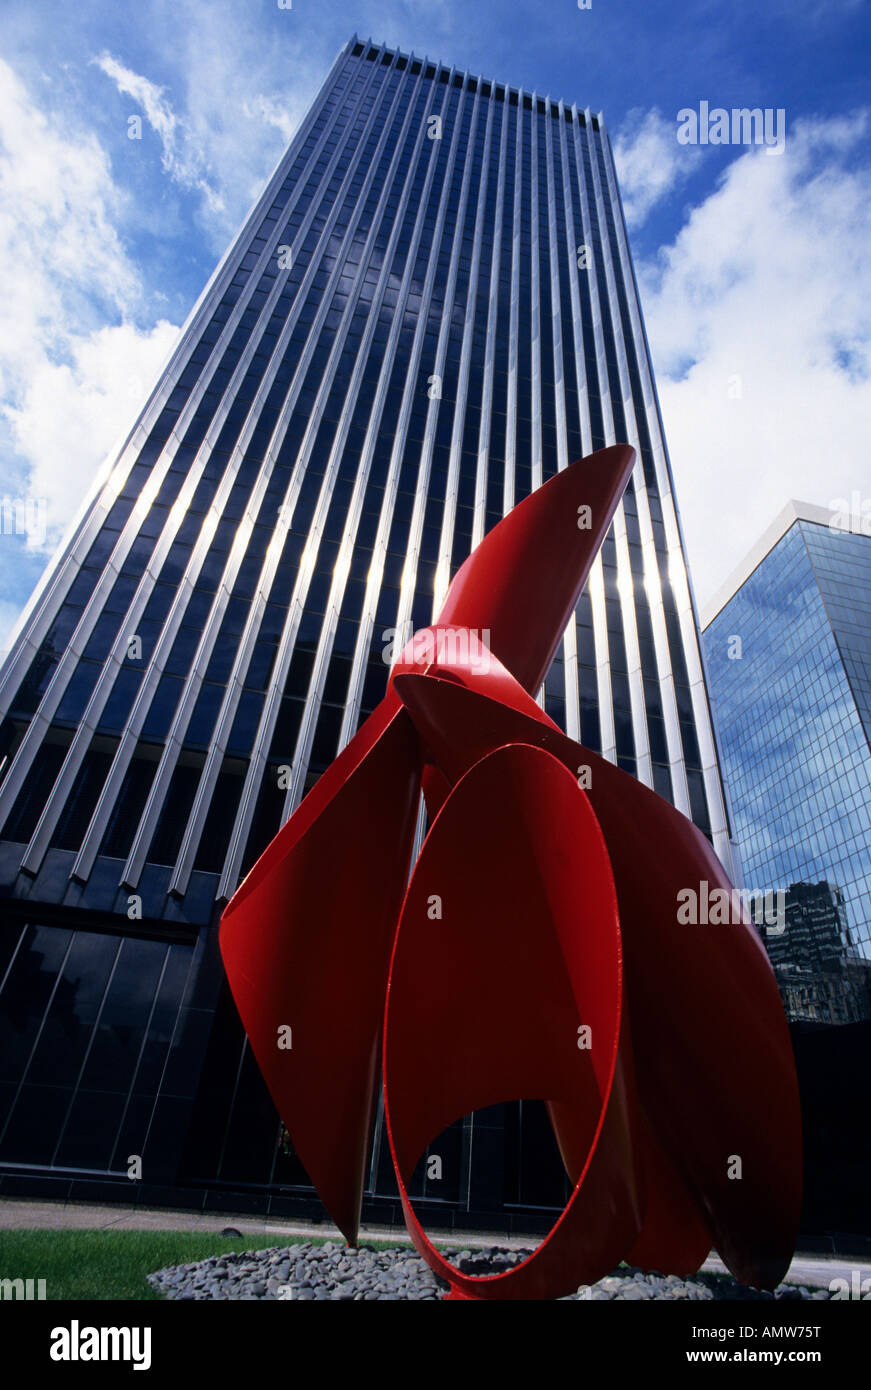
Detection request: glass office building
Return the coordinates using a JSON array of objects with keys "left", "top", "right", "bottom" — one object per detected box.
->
[
  {"left": 0, "top": 35, "right": 730, "bottom": 1221},
  {"left": 702, "top": 502, "right": 871, "bottom": 1028}
]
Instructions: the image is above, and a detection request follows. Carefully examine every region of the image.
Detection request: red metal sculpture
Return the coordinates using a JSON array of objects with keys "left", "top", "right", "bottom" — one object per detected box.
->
[{"left": 219, "top": 444, "right": 802, "bottom": 1300}]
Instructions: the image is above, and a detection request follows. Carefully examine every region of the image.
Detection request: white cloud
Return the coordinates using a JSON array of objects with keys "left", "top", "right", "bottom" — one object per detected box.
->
[
  {"left": 613, "top": 107, "right": 705, "bottom": 228},
  {"left": 0, "top": 58, "right": 181, "bottom": 555},
  {"left": 7, "top": 318, "right": 179, "bottom": 535},
  {"left": 242, "top": 94, "right": 297, "bottom": 145},
  {"left": 94, "top": 50, "right": 224, "bottom": 213},
  {"left": 637, "top": 111, "right": 871, "bottom": 611},
  {"left": 0, "top": 58, "right": 138, "bottom": 399},
  {"left": 92, "top": 14, "right": 323, "bottom": 247},
  {"left": 169, "top": 10, "right": 320, "bottom": 233}
]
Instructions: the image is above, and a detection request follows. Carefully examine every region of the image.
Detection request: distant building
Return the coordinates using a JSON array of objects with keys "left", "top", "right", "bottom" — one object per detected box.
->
[
  {"left": 771, "top": 881, "right": 871, "bottom": 1026},
  {"left": 702, "top": 501, "right": 871, "bottom": 1026}
]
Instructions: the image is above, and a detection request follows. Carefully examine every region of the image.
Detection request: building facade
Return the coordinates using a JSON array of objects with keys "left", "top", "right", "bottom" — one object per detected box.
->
[
  {"left": 0, "top": 36, "right": 730, "bottom": 1223},
  {"left": 702, "top": 502, "right": 871, "bottom": 1028}
]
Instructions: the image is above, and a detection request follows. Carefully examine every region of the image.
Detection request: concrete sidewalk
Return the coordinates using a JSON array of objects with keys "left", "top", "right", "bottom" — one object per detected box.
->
[{"left": 1, "top": 1196, "right": 868, "bottom": 1290}]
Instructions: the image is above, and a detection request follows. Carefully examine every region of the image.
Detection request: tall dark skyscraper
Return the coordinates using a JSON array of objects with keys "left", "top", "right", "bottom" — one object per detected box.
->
[{"left": 0, "top": 36, "right": 731, "bottom": 1218}]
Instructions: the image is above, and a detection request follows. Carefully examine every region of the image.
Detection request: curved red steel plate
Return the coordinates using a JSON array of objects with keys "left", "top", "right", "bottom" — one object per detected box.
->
[
  {"left": 383, "top": 742, "right": 644, "bottom": 1300},
  {"left": 392, "top": 667, "right": 802, "bottom": 1289},
  {"left": 434, "top": 444, "right": 635, "bottom": 695},
  {"left": 219, "top": 700, "right": 420, "bottom": 1243}
]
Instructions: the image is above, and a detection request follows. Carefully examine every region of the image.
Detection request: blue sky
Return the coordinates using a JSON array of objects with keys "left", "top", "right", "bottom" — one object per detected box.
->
[{"left": 0, "top": 0, "right": 869, "bottom": 650}]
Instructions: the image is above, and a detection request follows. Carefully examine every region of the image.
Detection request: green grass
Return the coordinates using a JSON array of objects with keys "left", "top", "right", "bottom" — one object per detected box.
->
[{"left": 0, "top": 1229, "right": 348, "bottom": 1301}]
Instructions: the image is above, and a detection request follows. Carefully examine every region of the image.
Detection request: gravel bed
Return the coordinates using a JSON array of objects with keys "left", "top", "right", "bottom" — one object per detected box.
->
[{"left": 146, "top": 1242, "right": 831, "bottom": 1301}]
